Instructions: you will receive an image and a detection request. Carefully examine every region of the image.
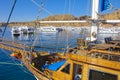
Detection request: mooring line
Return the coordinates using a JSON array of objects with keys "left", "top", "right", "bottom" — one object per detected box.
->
[{"left": 0, "top": 62, "right": 22, "bottom": 66}]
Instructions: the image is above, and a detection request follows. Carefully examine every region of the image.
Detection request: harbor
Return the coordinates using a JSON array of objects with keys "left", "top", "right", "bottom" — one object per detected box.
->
[
  {"left": 0, "top": 27, "right": 91, "bottom": 80},
  {"left": 0, "top": 0, "right": 120, "bottom": 80},
  {"left": 0, "top": 26, "right": 120, "bottom": 80}
]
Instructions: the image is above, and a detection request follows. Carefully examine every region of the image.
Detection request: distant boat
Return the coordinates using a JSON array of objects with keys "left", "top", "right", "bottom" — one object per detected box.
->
[
  {"left": 40, "top": 26, "right": 57, "bottom": 32},
  {"left": 27, "top": 27, "right": 34, "bottom": 34},
  {"left": 19, "top": 26, "right": 28, "bottom": 34},
  {"left": 22, "top": 29, "right": 28, "bottom": 34},
  {"left": 19, "top": 26, "right": 34, "bottom": 34},
  {"left": 99, "top": 27, "right": 120, "bottom": 34},
  {"left": 11, "top": 27, "right": 20, "bottom": 36},
  {"left": 56, "top": 27, "right": 63, "bottom": 32}
]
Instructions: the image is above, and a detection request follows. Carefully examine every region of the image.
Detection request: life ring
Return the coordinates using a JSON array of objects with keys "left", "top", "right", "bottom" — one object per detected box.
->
[
  {"left": 74, "top": 74, "right": 81, "bottom": 80},
  {"left": 91, "top": 32, "right": 96, "bottom": 38}
]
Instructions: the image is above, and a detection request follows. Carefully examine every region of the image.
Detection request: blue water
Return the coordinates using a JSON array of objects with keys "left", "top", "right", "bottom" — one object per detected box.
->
[{"left": 0, "top": 27, "right": 119, "bottom": 80}]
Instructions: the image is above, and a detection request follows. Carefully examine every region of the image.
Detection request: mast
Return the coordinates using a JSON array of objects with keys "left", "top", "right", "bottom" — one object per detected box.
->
[{"left": 91, "top": 0, "right": 99, "bottom": 41}]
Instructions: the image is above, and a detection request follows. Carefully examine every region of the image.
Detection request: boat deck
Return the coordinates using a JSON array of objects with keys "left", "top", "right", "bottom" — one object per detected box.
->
[
  {"left": 0, "top": 38, "right": 120, "bottom": 80},
  {"left": 67, "top": 47, "right": 120, "bottom": 71}
]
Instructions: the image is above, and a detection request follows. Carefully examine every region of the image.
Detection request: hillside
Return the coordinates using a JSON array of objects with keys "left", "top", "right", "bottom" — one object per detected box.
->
[
  {"left": 42, "top": 14, "right": 75, "bottom": 21},
  {"left": 101, "top": 9, "right": 120, "bottom": 20},
  {"left": 1, "top": 10, "right": 120, "bottom": 27},
  {"left": 101, "top": 9, "right": 120, "bottom": 26}
]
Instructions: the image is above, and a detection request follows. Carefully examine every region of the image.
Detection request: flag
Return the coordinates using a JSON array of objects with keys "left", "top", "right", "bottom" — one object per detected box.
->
[{"left": 100, "top": 0, "right": 113, "bottom": 11}]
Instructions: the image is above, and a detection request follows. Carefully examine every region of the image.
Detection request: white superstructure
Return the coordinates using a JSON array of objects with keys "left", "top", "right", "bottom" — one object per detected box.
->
[
  {"left": 99, "top": 27, "right": 120, "bottom": 34},
  {"left": 40, "top": 26, "right": 57, "bottom": 32}
]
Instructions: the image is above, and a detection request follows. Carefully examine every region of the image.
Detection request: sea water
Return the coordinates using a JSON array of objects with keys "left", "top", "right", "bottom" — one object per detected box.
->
[{"left": 0, "top": 27, "right": 119, "bottom": 80}]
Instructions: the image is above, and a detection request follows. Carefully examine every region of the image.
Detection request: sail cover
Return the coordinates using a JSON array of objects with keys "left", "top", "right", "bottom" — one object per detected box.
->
[
  {"left": 42, "top": 60, "right": 66, "bottom": 71},
  {"left": 100, "top": 0, "right": 113, "bottom": 11}
]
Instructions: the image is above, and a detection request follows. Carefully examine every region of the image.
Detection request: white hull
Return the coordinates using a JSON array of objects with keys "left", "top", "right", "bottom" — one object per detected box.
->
[
  {"left": 40, "top": 27, "right": 57, "bottom": 32},
  {"left": 19, "top": 26, "right": 34, "bottom": 34},
  {"left": 99, "top": 27, "right": 120, "bottom": 34},
  {"left": 11, "top": 27, "right": 21, "bottom": 35}
]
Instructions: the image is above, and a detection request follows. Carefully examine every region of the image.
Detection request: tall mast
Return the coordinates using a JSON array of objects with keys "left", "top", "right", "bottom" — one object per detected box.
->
[{"left": 91, "top": 0, "right": 99, "bottom": 41}]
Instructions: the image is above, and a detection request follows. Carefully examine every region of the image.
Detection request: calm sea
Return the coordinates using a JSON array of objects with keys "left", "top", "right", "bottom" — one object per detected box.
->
[{"left": 0, "top": 27, "right": 119, "bottom": 80}]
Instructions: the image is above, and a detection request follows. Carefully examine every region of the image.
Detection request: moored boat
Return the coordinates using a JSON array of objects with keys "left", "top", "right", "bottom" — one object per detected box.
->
[
  {"left": 21, "top": 26, "right": 34, "bottom": 34},
  {"left": 20, "top": 38, "right": 120, "bottom": 80},
  {"left": 11, "top": 27, "right": 20, "bottom": 36},
  {"left": 40, "top": 26, "right": 57, "bottom": 32},
  {"left": 19, "top": 0, "right": 120, "bottom": 79}
]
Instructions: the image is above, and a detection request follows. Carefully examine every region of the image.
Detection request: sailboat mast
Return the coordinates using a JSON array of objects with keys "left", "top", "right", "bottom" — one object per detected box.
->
[{"left": 91, "top": 0, "right": 99, "bottom": 41}]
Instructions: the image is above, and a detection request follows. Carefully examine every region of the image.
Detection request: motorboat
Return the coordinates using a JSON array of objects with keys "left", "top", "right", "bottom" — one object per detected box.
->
[
  {"left": 40, "top": 26, "right": 57, "bottom": 32},
  {"left": 19, "top": 26, "right": 34, "bottom": 34},
  {"left": 11, "top": 27, "right": 20, "bottom": 36}
]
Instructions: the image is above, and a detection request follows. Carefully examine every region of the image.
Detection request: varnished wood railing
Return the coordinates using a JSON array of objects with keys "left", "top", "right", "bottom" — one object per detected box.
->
[{"left": 66, "top": 51, "right": 120, "bottom": 71}]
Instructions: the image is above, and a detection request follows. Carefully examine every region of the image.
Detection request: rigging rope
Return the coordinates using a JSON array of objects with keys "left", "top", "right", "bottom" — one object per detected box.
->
[
  {"left": 56, "top": 31, "right": 62, "bottom": 52},
  {"left": 30, "top": 0, "right": 53, "bottom": 15},
  {"left": 0, "top": 0, "right": 41, "bottom": 77},
  {"left": 38, "top": 0, "right": 45, "bottom": 48},
  {"left": 65, "top": 27, "right": 69, "bottom": 53},
  {"left": 64, "top": 0, "right": 73, "bottom": 53},
  {"left": 0, "top": 62, "right": 21, "bottom": 66},
  {"left": 62, "top": 0, "right": 67, "bottom": 20},
  {"left": 68, "top": 0, "right": 71, "bottom": 14},
  {"left": 39, "top": 0, "right": 45, "bottom": 18},
  {"left": 86, "top": 0, "right": 90, "bottom": 16},
  {"left": 32, "top": 0, "right": 45, "bottom": 48},
  {"left": 1, "top": 49, "right": 34, "bottom": 76},
  {"left": 72, "top": 0, "right": 76, "bottom": 13},
  {"left": 2, "top": 0, "right": 17, "bottom": 38}
]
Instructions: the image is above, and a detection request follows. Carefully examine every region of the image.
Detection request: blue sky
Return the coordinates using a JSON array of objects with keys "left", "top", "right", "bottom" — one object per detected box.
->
[{"left": 0, "top": 0, "right": 120, "bottom": 22}]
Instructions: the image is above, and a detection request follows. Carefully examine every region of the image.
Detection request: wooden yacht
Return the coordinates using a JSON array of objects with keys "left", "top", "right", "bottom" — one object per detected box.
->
[
  {"left": 19, "top": 38, "right": 120, "bottom": 80},
  {"left": 11, "top": 27, "right": 20, "bottom": 36},
  {"left": 2, "top": 36, "right": 120, "bottom": 80},
  {"left": 10, "top": 0, "right": 120, "bottom": 80}
]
